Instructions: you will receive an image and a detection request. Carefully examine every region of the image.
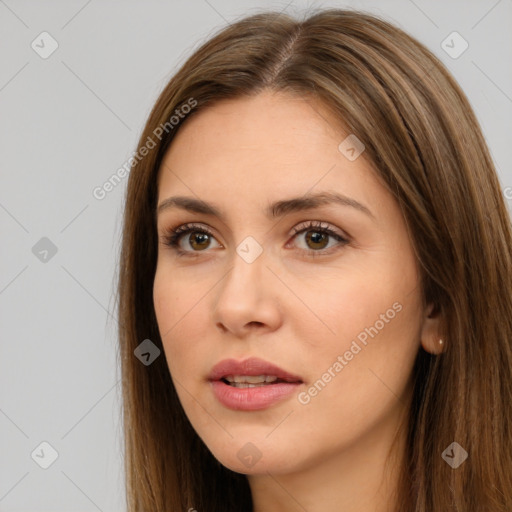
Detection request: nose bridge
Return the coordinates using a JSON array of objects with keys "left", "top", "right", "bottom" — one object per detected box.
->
[
  {"left": 212, "top": 234, "right": 279, "bottom": 332},
  {"left": 212, "top": 221, "right": 284, "bottom": 338},
  {"left": 221, "top": 236, "right": 266, "bottom": 298}
]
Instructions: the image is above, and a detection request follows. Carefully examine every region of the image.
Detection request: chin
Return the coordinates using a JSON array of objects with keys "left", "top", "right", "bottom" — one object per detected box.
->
[{"left": 204, "top": 435, "right": 299, "bottom": 475}]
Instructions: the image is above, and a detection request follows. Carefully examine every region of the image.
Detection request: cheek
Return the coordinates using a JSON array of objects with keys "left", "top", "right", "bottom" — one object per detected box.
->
[
  {"left": 301, "top": 255, "right": 417, "bottom": 351},
  {"left": 299, "top": 253, "right": 422, "bottom": 399},
  {"left": 153, "top": 273, "right": 178, "bottom": 339},
  {"left": 290, "top": 293, "right": 421, "bottom": 455},
  {"left": 153, "top": 267, "right": 207, "bottom": 375},
  {"left": 153, "top": 269, "right": 184, "bottom": 364}
]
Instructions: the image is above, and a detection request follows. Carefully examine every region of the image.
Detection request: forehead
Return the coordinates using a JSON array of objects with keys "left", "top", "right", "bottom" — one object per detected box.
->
[
  {"left": 165, "top": 92, "right": 342, "bottom": 155},
  {"left": 160, "top": 93, "right": 373, "bottom": 182}
]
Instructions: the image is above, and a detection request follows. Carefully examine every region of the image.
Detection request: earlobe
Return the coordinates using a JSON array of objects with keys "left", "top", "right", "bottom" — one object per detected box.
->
[{"left": 420, "top": 302, "right": 445, "bottom": 355}]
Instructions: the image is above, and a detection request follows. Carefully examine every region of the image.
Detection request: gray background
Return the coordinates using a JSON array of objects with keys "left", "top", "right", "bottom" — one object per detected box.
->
[{"left": 0, "top": 0, "right": 510, "bottom": 510}]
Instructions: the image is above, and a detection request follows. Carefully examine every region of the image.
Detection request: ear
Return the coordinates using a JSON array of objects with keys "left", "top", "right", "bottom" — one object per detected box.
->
[{"left": 420, "top": 302, "right": 445, "bottom": 355}]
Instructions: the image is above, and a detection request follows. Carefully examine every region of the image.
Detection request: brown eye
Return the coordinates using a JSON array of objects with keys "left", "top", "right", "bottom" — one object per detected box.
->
[
  {"left": 162, "top": 220, "right": 349, "bottom": 258},
  {"left": 162, "top": 223, "right": 221, "bottom": 254},
  {"left": 303, "top": 230, "right": 330, "bottom": 250},
  {"left": 187, "top": 232, "right": 212, "bottom": 251},
  {"left": 289, "top": 221, "right": 349, "bottom": 256}
]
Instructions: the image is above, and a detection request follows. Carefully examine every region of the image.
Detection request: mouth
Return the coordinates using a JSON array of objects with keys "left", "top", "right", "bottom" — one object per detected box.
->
[
  {"left": 209, "top": 357, "right": 303, "bottom": 384},
  {"left": 220, "top": 374, "right": 301, "bottom": 388},
  {"left": 208, "top": 357, "right": 303, "bottom": 411}
]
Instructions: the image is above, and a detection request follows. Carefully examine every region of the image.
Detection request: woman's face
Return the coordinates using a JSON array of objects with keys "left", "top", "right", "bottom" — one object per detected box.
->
[{"left": 153, "top": 90, "right": 431, "bottom": 476}]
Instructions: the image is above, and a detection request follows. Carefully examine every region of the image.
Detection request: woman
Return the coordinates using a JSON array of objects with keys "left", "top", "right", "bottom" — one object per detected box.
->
[{"left": 116, "top": 8, "right": 512, "bottom": 511}]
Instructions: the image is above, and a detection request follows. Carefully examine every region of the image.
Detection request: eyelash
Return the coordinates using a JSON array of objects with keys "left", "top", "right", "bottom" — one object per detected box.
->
[{"left": 160, "top": 221, "right": 350, "bottom": 258}]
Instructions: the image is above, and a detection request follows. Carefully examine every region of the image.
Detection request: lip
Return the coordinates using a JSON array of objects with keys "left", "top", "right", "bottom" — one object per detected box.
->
[{"left": 208, "top": 357, "right": 303, "bottom": 411}]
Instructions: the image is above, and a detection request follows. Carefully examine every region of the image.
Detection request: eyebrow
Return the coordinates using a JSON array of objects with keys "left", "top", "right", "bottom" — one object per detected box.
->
[{"left": 157, "top": 191, "right": 375, "bottom": 222}]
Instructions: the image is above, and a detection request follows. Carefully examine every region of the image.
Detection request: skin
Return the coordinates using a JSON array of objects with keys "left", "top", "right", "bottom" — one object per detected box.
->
[{"left": 153, "top": 90, "right": 443, "bottom": 512}]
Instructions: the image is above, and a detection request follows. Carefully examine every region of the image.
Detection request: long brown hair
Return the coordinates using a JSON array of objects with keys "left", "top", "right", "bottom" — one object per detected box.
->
[{"left": 116, "top": 8, "right": 512, "bottom": 511}]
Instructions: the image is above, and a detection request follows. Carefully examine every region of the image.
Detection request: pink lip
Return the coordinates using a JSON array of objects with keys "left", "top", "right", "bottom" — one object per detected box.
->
[{"left": 208, "top": 357, "right": 303, "bottom": 411}]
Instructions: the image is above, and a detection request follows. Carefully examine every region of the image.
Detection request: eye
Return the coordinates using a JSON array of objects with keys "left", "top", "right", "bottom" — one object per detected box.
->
[
  {"left": 160, "top": 223, "right": 221, "bottom": 256},
  {"left": 287, "top": 220, "right": 349, "bottom": 256},
  {"left": 160, "top": 220, "right": 349, "bottom": 258}
]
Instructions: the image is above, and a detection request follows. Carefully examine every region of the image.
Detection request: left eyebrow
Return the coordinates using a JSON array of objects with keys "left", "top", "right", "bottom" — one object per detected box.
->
[{"left": 157, "top": 191, "right": 376, "bottom": 222}]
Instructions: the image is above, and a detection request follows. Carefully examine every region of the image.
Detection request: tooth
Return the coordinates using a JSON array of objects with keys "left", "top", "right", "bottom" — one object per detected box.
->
[
  {"left": 223, "top": 375, "right": 282, "bottom": 386},
  {"left": 245, "top": 375, "right": 268, "bottom": 384},
  {"left": 233, "top": 375, "right": 268, "bottom": 384}
]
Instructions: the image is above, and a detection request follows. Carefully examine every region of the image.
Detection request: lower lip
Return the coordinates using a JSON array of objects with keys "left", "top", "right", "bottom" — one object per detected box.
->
[{"left": 210, "top": 380, "right": 301, "bottom": 411}]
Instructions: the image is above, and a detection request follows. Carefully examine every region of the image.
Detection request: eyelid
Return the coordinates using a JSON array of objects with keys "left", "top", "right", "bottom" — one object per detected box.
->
[
  {"left": 160, "top": 220, "right": 350, "bottom": 256},
  {"left": 160, "top": 220, "right": 348, "bottom": 241},
  {"left": 289, "top": 220, "right": 349, "bottom": 240},
  {"left": 160, "top": 222, "right": 221, "bottom": 252}
]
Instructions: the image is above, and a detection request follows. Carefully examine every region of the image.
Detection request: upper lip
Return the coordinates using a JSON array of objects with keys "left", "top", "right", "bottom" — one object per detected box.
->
[{"left": 208, "top": 357, "right": 303, "bottom": 383}]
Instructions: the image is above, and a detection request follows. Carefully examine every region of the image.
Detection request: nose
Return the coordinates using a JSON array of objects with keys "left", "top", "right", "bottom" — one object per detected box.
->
[{"left": 212, "top": 244, "right": 283, "bottom": 337}]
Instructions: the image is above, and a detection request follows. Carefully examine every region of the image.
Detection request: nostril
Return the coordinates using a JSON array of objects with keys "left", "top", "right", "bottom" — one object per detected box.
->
[{"left": 216, "top": 323, "right": 228, "bottom": 332}]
